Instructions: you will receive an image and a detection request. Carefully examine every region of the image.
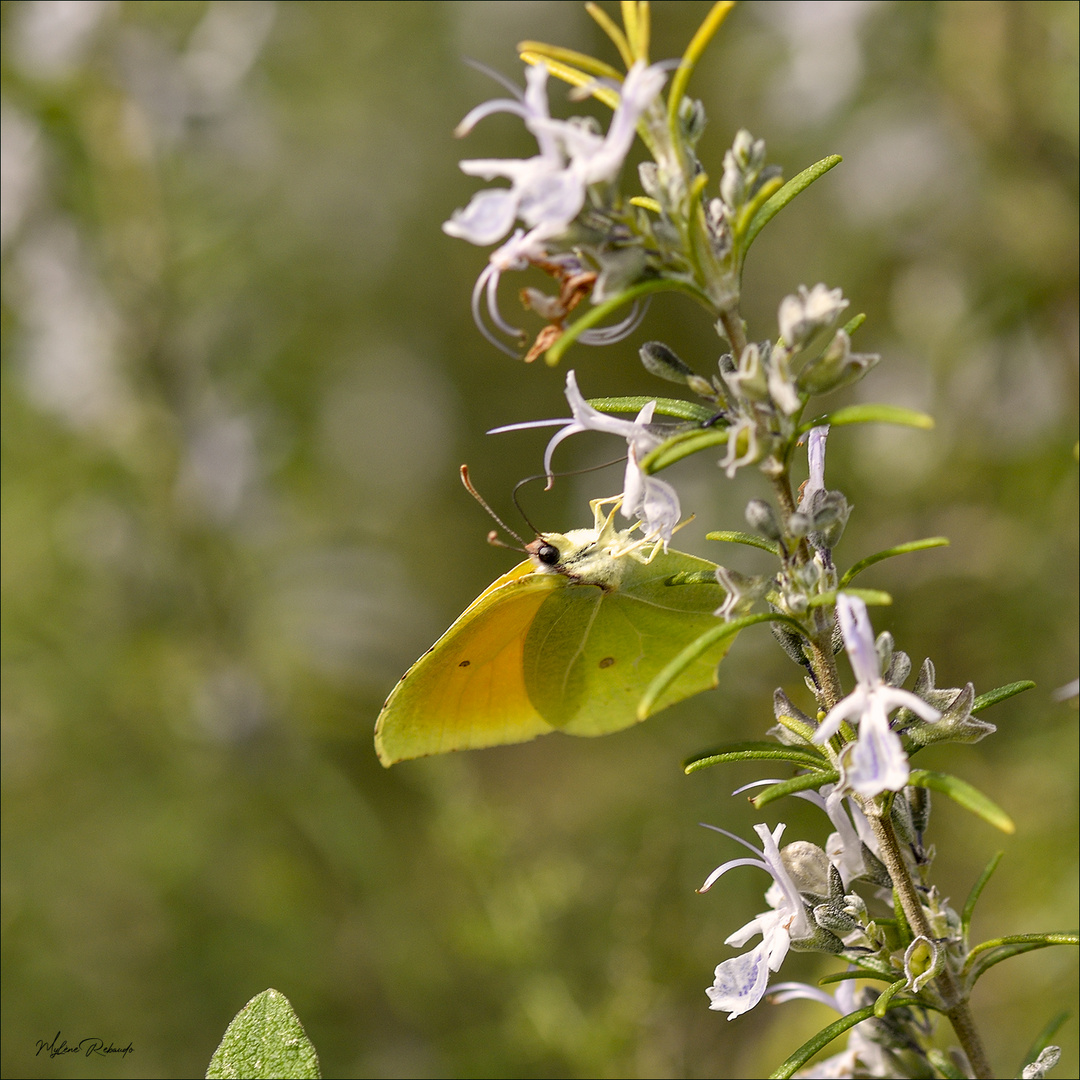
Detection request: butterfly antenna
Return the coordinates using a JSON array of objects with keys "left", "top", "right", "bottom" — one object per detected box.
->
[
  {"left": 460, "top": 465, "right": 529, "bottom": 550},
  {"left": 511, "top": 455, "right": 629, "bottom": 534}
]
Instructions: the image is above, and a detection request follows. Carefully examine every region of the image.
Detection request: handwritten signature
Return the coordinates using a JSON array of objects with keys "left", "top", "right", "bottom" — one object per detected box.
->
[{"left": 35, "top": 1033, "right": 134, "bottom": 1059}]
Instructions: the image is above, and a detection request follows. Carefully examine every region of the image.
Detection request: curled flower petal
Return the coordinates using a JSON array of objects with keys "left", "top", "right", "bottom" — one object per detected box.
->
[
  {"left": 707, "top": 942, "right": 770, "bottom": 1020},
  {"left": 443, "top": 187, "right": 521, "bottom": 246}
]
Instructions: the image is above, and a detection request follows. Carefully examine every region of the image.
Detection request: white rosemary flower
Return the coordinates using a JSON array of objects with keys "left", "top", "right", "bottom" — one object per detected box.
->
[
  {"left": 812, "top": 595, "right": 941, "bottom": 798},
  {"left": 490, "top": 370, "right": 681, "bottom": 547}
]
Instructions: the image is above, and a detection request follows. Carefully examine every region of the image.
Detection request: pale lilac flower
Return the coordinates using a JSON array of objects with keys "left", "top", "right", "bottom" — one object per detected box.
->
[
  {"left": 731, "top": 779, "right": 878, "bottom": 889},
  {"left": 812, "top": 595, "right": 941, "bottom": 798},
  {"left": 769, "top": 974, "right": 857, "bottom": 1012},
  {"left": 701, "top": 823, "right": 811, "bottom": 1020},
  {"left": 444, "top": 62, "right": 666, "bottom": 354},
  {"left": 490, "top": 370, "right": 681, "bottom": 546},
  {"left": 820, "top": 786, "right": 879, "bottom": 887},
  {"left": 798, "top": 424, "right": 829, "bottom": 512},
  {"left": 1052, "top": 678, "right": 1079, "bottom": 702},
  {"left": 778, "top": 283, "right": 848, "bottom": 349},
  {"left": 539, "top": 60, "right": 668, "bottom": 187},
  {"left": 443, "top": 64, "right": 579, "bottom": 247}
]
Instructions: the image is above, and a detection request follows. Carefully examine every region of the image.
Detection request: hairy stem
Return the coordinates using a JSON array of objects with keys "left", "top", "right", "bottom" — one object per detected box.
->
[
  {"left": 773, "top": 470, "right": 844, "bottom": 710},
  {"left": 716, "top": 308, "right": 747, "bottom": 358},
  {"left": 806, "top": 613, "right": 842, "bottom": 710},
  {"left": 867, "top": 813, "right": 994, "bottom": 1079}
]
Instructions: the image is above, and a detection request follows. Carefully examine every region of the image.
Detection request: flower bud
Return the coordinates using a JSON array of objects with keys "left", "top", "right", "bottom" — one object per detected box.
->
[
  {"left": 639, "top": 341, "right": 695, "bottom": 384},
  {"left": 723, "top": 342, "right": 770, "bottom": 402},
  {"left": 745, "top": 498, "right": 782, "bottom": 540},
  {"left": 797, "top": 329, "right": 880, "bottom": 396},
  {"left": 779, "top": 284, "right": 848, "bottom": 350},
  {"left": 687, "top": 374, "right": 717, "bottom": 399},
  {"left": 714, "top": 566, "right": 768, "bottom": 620},
  {"left": 807, "top": 491, "right": 850, "bottom": 550},
  {"left": 772, "top": 688, "right": 813, "bottom": 726},
  {"left": 884, "top": 647, "right": 912, "bottom": 689},
  {"left": 772, "top": 620, "right": 811, "bottom": 669},
  {"left": 678, "top": 96, "right": 707, "bottom": 143},
  {"left": 781, "top": 841, "right": 831, "bottom": 896},
  {"left": 638, "top": 161, "right": 660, "bottom": 199},
  {"left": 908, "top": 784, "right": 931, "bottom": 837}
]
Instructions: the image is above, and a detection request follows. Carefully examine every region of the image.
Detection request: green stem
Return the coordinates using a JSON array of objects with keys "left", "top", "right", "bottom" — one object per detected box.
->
[
  {"left": 866, "top": 813, "right": 994, "bottom": 1079},
  {"left": 806, "top": 611, "right": 842, "bottom": 710},
  {"left": 770, "top": 471, "right": 842, "bottom": 709},
  {"left": 717, "top": 307, "right": 746, "bottom": 358}
]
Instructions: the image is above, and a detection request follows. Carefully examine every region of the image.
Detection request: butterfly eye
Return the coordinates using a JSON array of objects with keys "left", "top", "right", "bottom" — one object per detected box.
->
[{"left": 536, "top": 542, "right": 561, "bottom": 566}]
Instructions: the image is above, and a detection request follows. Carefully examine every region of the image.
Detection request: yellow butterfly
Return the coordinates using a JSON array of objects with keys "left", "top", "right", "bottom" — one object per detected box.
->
[{"left": 374, "top": 494, "right": 734, "bottom": 766}]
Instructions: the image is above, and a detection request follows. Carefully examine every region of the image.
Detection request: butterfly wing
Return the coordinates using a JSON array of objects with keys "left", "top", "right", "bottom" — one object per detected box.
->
[
  {"left": 521, "top": 549, "right": 730, "bottom": 735},
  {"left": 374, "top": 562, "right": 561, "bottom": 766}
]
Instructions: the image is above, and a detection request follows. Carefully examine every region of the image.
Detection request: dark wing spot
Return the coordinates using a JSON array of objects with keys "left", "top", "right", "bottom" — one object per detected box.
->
[
  {"left": 458, "top": 659, "right": 471, "bottom": 668},
  {"left": 598, "top": 656, "right": 616, "bottom": 669}
]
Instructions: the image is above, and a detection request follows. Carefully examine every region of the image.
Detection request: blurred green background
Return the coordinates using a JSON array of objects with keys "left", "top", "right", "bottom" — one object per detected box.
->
[{"left": 2, "top": 2, "right": 1076, "bottom": 1077}]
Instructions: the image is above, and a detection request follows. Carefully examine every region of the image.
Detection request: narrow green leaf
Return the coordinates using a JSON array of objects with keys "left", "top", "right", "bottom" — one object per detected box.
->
[
  {"left": 516, "top": 41, "right": 623, "bottom": 83},
  {"left": 639, "top": 614, "right": 766, "bottom": 719},
  {"left": 586, "top": 396, "right": 716, "bottom": 422},
  {"left": 926, "top": 1048, "right": 967, "bottom": 1080},
  {"left": 666, "top": 1, "right": 736, "bottom": 130},
  {"left": 705, "top": 530, "right": 781, "bottom": 556},
  {"left": 518, "top": 52, "right": 620, "bottom": 110},
  {"left": 840, "top": 538, "right": 950, "bottom": 587},
  {"left": 907, "top": 769, "right": 1015, "bottom": 834},
  {"left": 966, "top": 934, "right": 1079, "bottom": 985},
  {"left": 1021, "top": 1012, "right": 1071, "bottom": 1077},
  {"left": 843, "top": 312, "right": 866, "bottom": 337},
  {"left": 798, "top": 403, "right": 935, "bottom": 434},
  {"left": 971, "top": 680, "right": 1036, "bottom": 714},
  {"left": 734, "top": 174, "right": 785, "bottom": 237},
  {"left": 873, "top": 978, "right": 908, "bottom": 1018},
  {"left": 544, "top": 278, "right": 710, "bottom": 365},
  {"left": 961, "top": 852, "right": 1004, "bottom": 938},
  {"left": 207, "top": 989, "right": 321, "bottom": 1080},
  {"left": 751, "top": 770, "right": 840, "bottom": 808},
  {"left": 684, "top": 740, "right": 830, "bottom": 775},
  {"left": 775, "top": 711, "right": 819, "bottom": 744},
  {"left": 807, "top": 588, "right": 892, "bottom": 609},
  {"left": 818, "top": 960, "right": 896, "bottom": 985},
  {"left": 744, "top": 154, "right": 842, "bottom": 255},
  {"left": 768, "top": 1000, "right": 919, "bottom": 1080},
  {"left": 582, "top": 1, "right": 634, "bottom": 68},
  {"left": 640, "top": 426, "right": 729, "bottom": 473}
]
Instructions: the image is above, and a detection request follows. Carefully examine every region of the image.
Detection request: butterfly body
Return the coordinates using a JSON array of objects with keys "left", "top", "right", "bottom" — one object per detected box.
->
[{"left": 374, "top": 501, "right": 732, "bottom": 766}]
